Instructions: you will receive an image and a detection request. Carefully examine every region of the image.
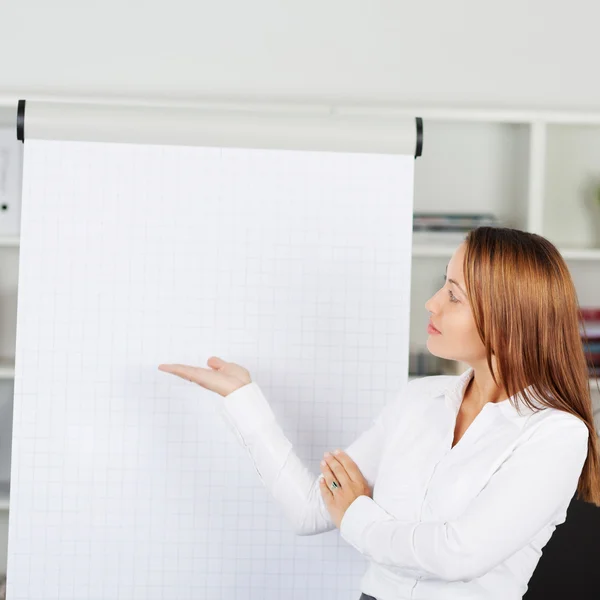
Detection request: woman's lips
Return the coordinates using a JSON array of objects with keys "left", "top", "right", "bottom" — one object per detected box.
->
[{"left": 427, "top": 322, "right": 442, "bottom": 335}]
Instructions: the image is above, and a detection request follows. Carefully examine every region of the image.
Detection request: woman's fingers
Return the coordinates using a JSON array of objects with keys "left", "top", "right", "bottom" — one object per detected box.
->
[
  {"left": 319, "top": 476, "right": 333, "bottom": 499},
  {"left": 206, "top": 356, "right": 227, "bottom": 371},
  {"left": 206, "top": 356, "right": 252, "bottom": 385},
  {"left": 322, "top": 452, "right": 349, "bottom": 488},
  {"left": 157, "top": 363, "right": 232, "bottom": 396},
  {"left": 329, "top": 451, "right": 364, "bottom": 484},
  {"left": 320, "top": 458, "right": 340, "bottom": 490},
  {"left": 158, "top": 363, "right": 213, "bottom": 385},
  {"left": 327, "top": 450, "right": 372, "bottom": 497},
  {"left": 158, "top": 356, "right": 252, "bottom": 397}
]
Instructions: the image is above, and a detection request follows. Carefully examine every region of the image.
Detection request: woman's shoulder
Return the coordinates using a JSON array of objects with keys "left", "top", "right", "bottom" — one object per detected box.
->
[{"left": 523, "top": 401, "right": 589, "bottom": 434}]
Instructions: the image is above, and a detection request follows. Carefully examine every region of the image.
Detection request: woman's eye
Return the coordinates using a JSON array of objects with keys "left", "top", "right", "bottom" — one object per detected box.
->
[{"left": 442, "top": 275, "right": 459, "bottom": 303}]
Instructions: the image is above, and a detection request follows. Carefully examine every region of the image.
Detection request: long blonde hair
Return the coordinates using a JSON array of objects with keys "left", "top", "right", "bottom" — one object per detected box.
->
[{"left": 464, "top": 227, "right": 600, "bottom": 506}]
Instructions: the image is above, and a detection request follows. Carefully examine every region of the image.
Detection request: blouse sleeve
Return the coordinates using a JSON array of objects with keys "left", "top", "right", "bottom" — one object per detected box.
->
[
  {"left": 339, "top": 412, "right": 590, "bottom": 582},
  {"left": 217, "top": 380, "right": 412, "bottom": 536}
]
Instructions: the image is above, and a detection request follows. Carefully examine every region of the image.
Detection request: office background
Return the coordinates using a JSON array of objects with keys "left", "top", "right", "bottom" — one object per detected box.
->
[{"left": 0, "top": 1, "right": 599, "bottom": 595}]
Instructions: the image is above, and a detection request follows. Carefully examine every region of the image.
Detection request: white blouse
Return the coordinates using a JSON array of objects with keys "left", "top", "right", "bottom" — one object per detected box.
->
[{"left": 217, "top": 367, "right": 589, "bottom": 600}]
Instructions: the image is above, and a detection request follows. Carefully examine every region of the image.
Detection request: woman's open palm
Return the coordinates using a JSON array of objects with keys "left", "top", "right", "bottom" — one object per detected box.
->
[{"left": 158, "top": 356, "right": 252, "bottom": 397}]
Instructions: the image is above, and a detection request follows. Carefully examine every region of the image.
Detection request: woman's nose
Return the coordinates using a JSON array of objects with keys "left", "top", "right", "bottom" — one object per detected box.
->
[
  {"left": 425, "top": 297, "right": 434, "bottom": 313},
  {"left": 425, "top": 291, "right": 440, "bottom": 314}
]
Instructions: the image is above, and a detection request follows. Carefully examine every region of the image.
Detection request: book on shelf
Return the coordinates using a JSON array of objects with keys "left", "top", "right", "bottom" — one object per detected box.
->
[
  {"left": 412, "top": 213, "right": 501, "bottom": 245},
  {"left": 581, "top": 308, "right": 600, "bottom": 377},
  {"left": 581, "top": 308, "right": 600, "bottom": 337},
  {"left": 413, "top": 212, "right": 500, "bottom": 229}
]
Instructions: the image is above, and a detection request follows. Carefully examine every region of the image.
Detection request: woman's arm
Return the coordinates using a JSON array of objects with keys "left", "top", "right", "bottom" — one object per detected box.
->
[
  {"left": 157, "top": 357, "right": 413, "bottom": 536},
  {"left": 218, "top": 381, "right": 411, "bottom": 536},
  {"left": 338, "top": 413, "right": 589, "bottom": 582}
]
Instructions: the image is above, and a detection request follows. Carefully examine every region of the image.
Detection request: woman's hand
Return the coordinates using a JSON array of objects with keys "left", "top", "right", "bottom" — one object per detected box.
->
[
  {"left": 158, "top": 356, "right": 252, "bottom": 397},
  {"left": 319, "top": 449, "right": 373, "bottom": 529}
]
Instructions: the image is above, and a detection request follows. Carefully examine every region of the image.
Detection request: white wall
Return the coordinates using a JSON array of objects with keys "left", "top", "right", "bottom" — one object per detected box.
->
[{"left": 0, "top": 1, "right": 599, "bottom": 109}]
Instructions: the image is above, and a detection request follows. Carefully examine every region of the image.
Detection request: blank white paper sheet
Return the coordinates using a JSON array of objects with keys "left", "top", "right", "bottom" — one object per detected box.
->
[{"left": 8, "top": 139, "right": 414, "bottom": 600}]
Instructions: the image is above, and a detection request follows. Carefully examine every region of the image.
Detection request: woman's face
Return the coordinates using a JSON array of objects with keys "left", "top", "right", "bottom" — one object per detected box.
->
[{"left": 424, "top": 243, "right": 485, "bottom": 364}]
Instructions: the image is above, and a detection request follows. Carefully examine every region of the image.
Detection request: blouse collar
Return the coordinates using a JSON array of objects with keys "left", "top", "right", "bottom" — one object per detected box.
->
[{"left": 443, "top": 366, "right": 546, "bottom": 420}]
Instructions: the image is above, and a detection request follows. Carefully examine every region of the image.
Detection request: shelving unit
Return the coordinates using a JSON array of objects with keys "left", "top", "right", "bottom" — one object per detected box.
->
[{"left": 408, "top": 114, "right": 600, "bottom": 368}]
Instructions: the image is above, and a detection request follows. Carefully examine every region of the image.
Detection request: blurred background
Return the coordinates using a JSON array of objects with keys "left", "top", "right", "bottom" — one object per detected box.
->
[{"left": 0, "top": 1, "right": 599, "bottom": 596}]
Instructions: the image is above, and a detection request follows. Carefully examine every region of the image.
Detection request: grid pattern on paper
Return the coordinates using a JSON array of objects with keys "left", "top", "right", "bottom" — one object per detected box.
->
[{"left": 7, "top": 139, "right": 414, "bottom": 600}]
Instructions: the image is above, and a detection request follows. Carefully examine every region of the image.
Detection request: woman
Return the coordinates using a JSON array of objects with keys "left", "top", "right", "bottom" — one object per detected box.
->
[{"left": 158, "top": 227, "right": 600, "bottom": 600}]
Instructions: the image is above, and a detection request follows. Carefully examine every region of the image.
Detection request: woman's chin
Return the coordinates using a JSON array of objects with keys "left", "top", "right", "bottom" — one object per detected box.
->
[
  {"left": 425, "top": 338, "right": 440, "bottom": 353},
  {"left": 426, "top": 340, "right": 451, "bottom": 361}
]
